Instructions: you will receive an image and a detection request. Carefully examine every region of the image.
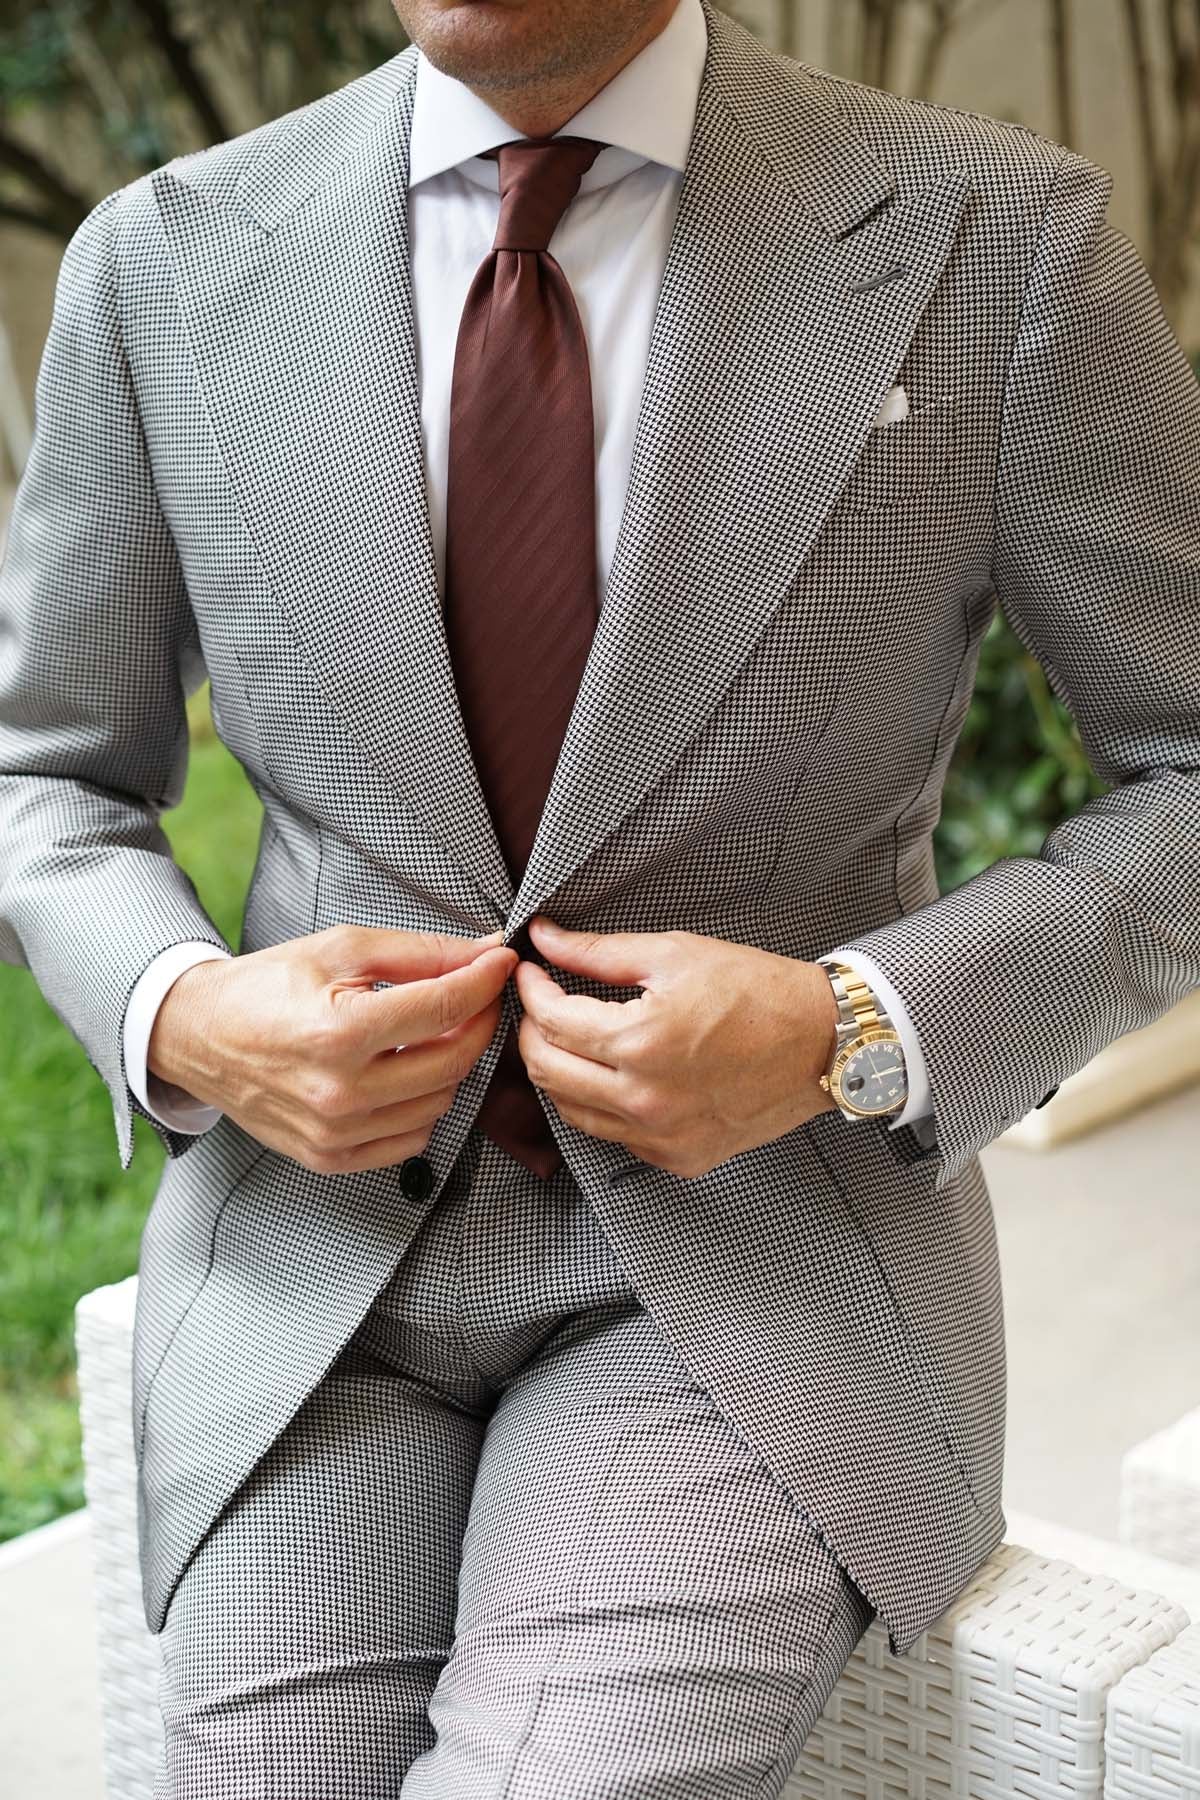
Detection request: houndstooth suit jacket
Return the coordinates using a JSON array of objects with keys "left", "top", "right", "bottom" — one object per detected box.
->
[{"left": 1, "top": 0, "right": 1198, "bottom": 1660}]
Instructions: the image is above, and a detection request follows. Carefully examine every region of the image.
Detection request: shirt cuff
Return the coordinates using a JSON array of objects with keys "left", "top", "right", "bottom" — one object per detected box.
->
[
  {"left": 123, "top": 942, "right": 233, "bottom": 1134},
  {"left": 816, "top": 948, "right": 933, "bottom": 1128}
]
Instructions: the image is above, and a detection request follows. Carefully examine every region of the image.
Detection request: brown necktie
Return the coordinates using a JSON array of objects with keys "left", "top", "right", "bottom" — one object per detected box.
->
[{"left": 443, "top": 135, "right": 605, "bottom": 1179}]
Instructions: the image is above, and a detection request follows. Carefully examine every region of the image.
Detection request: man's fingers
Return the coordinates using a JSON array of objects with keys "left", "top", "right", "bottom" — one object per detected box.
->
[
  {"left": 316, "top": 922, "right": 506, "bottom": 983},
  {"left": 302, "top": 1083, "right": 459, "bottom": 1154},
  {"left": 352, "top": 1001, "right": 503, "bottom": 1105},
  {"left": 297, "top": 1129, "right": 442, "bottom": 1178},
  {"left": 515, "top": 960, "right": 629, "bottom": 1064},
  {"left": 552, "top": 1098, "right": 641, "bottom": 1146},
  {"left": 351, "top": 945, "right": 517, "bottom": 1054},
  {"left": 518, "top": 1015, "right": 629, "bottom": 1114},
  {"left": 526, "top": 915, "right": 659, "bottom": 987}
]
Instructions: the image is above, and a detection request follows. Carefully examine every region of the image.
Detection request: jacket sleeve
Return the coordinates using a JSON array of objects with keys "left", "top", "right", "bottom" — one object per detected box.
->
[
  {"left": 0, "top": 188, "right": 232, "bottom": 1169},
  {"left": 827, "top": 147, "right": 1200, "bottom": 1190}
]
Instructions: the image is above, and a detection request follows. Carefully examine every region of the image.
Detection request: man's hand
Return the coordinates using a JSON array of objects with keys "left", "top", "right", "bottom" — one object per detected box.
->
[
  {"left": 514, "top": 916, "right": 841, "bottom": 1178},
  {"left": 148, "top": 925, "right": 517, "bottom": 1174}
]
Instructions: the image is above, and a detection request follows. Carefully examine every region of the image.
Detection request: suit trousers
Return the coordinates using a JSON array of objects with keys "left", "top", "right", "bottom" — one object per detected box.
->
[{"left": 151, "top": 1125, "right": 876, "bottom": 1799}]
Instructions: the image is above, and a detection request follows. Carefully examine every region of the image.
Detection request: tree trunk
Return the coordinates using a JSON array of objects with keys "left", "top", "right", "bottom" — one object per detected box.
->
[{"left": 1048, "top": 0, "right": 1077, "bottom": 146}]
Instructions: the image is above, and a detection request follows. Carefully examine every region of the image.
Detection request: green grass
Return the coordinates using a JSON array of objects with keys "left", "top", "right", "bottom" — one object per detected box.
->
[{"left": 0, "top": 687, "right": 261, "bottom": 1541}]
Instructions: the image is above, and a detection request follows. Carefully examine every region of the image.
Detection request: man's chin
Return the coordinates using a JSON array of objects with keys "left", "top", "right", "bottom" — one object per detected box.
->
[{"left": 402, "top": 0, "right": 577, "bottom": 88}]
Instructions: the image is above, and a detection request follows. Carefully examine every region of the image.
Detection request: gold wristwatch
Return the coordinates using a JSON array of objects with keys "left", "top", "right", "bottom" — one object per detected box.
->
[{"left": 818, "top": 960, "right": 909, "bottom": 1121}]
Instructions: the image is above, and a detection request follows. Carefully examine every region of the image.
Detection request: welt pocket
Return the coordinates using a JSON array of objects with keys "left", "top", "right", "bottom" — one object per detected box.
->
[{"left": 834, "top": 400, "right": 958, "bottom": 511}]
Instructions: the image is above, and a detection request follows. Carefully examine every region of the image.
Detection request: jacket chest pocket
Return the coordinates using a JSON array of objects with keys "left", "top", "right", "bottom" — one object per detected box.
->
[{"left": 834, "top": 398, "right": 959, "bottom": 511}]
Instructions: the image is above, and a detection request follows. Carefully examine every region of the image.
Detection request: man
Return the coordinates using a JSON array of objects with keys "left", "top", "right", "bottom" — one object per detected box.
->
[{"left": 2, "top": 0, "right": 1197, "bottom": 1789}]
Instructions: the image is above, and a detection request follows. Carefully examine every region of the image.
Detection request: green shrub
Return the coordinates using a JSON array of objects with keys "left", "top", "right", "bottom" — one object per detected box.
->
[{"left": 937, "top": 607, "right": 1110, "bottom": 891}]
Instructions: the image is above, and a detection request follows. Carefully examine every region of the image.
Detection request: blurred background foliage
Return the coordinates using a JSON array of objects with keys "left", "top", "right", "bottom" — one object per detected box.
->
[
  {"left": 2, "top": 0, "right": 1197, "bottom": 314},
  {"left": 0, "top": 0, "right": 401, "bottom": 236},
  {"left": 0, "top": 0, "right": 1197, "bottom": 1538}
]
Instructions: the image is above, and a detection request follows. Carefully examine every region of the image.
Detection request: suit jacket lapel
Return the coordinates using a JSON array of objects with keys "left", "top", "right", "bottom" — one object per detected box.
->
[
  {"left": 510, "top": 0, "right": 973, "bottom": 928},
  {"left": 153, "top": 46, "right": 516, "bottom": 918},
  {"left": 154, "top": 6, "right": 972, "bottom": 932}
]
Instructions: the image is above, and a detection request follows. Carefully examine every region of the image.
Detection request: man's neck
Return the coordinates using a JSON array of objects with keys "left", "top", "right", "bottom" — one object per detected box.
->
[{"left": 460, "top": 0, "right": 679, "bottom": 139}]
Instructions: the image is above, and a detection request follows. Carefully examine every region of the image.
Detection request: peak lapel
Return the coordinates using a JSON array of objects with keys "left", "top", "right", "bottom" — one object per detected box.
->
[
  {"left": 153, "top": 8, "right": 972, "bottom": 936},
  {"left": 509, "top": 2, "right": 973, "bottom": 931},
  {"left": 153, "top": 50, "right": 515, "bottom": 917}
]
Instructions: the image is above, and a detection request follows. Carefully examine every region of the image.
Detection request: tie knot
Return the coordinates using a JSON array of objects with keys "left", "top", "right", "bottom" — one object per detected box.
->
[{"left": 483, "top": 136, "right": 605, "bottom": 253}]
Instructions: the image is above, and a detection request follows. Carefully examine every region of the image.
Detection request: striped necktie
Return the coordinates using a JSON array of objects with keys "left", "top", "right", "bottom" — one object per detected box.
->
[{"left": 443, "top": 134, "right": 606, "bottom": 1178}]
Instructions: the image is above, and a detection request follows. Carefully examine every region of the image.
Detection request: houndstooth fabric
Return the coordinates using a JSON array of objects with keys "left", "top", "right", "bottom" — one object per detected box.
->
[
  {"left": 1, "top": 0, "right": 1197, "bottom": 1662},
  {"left": 153, "top": 1125, "right": 874, "bottom": 1797}
]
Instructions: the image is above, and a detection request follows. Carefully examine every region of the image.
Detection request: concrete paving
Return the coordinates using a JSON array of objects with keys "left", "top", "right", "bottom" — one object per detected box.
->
[
  {"left": 0, "top": 1515, "right": 105, "bottom": 1799},
  {"left": 1, "top": 1084, "right": 1197, "bottom": 1789},
  {"left": 988, "top": 1078, "right": 1200, "bottom": 1539}
]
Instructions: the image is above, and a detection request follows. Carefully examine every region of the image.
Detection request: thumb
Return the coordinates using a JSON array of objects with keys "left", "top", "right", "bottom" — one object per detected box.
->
[
  {"left": 352, "top": 944, "right": 517, "bottom": 1055},
  {"left": 526, "top": 916, "right": 657, "bottom": 988},
  {"left": 320, "top": 924, "right": 506, "bottom": 984}
]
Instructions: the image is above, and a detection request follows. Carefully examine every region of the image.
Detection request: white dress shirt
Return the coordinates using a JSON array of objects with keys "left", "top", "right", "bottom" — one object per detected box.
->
[{"left": 124, "top": 0, "right": 932, "bottom": 1135}]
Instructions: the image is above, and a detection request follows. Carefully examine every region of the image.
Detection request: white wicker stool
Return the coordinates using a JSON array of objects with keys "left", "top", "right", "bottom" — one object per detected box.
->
[
  {"left": 75, "top": 1277, "right": 164, "bottom": 1800},
  {"left": 786, "top": 1546, "right": 1189, "bottom": 1800},
  {"left": 77, "top": 1278, "right": 1196, "bottom": 1800},
  {"left": 1106, "top": 1621, "right": 1200, "bottom": 1800},
  {"left": 1120, "top": 1411, "right": 1200, "bottom": 1568}
]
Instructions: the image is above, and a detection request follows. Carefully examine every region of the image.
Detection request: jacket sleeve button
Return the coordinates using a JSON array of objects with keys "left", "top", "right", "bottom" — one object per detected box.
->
[{"left": 399, "top": 1155, "right": 435, "bottom": 1201}]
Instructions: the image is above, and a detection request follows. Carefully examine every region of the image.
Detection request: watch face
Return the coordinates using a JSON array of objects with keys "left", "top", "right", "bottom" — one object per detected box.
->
[{"left": 835, "top": 1032, "right": 908, "bottom": 1117}]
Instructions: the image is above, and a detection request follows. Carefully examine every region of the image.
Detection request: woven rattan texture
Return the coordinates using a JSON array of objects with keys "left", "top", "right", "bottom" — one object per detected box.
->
[
  {"left": 76, "top": 1278, "right": 164, "bottom": 1798},
  {"left": 785, "top": 1544, "right": 1190, "bottom": 1798},
  {"left": 1106, "top": 1622, "right": 1200, "bottom": 1800}
]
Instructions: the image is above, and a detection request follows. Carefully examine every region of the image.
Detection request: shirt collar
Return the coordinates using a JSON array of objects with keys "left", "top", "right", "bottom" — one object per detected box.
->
[{"left": 407, "top": 0, "right": 708, "bottom": 193}]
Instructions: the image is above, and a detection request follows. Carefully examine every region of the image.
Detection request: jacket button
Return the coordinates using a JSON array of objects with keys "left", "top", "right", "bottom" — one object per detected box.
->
[{"left": 399, "top": 1155, "right": 435, "bottom": 1201}]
